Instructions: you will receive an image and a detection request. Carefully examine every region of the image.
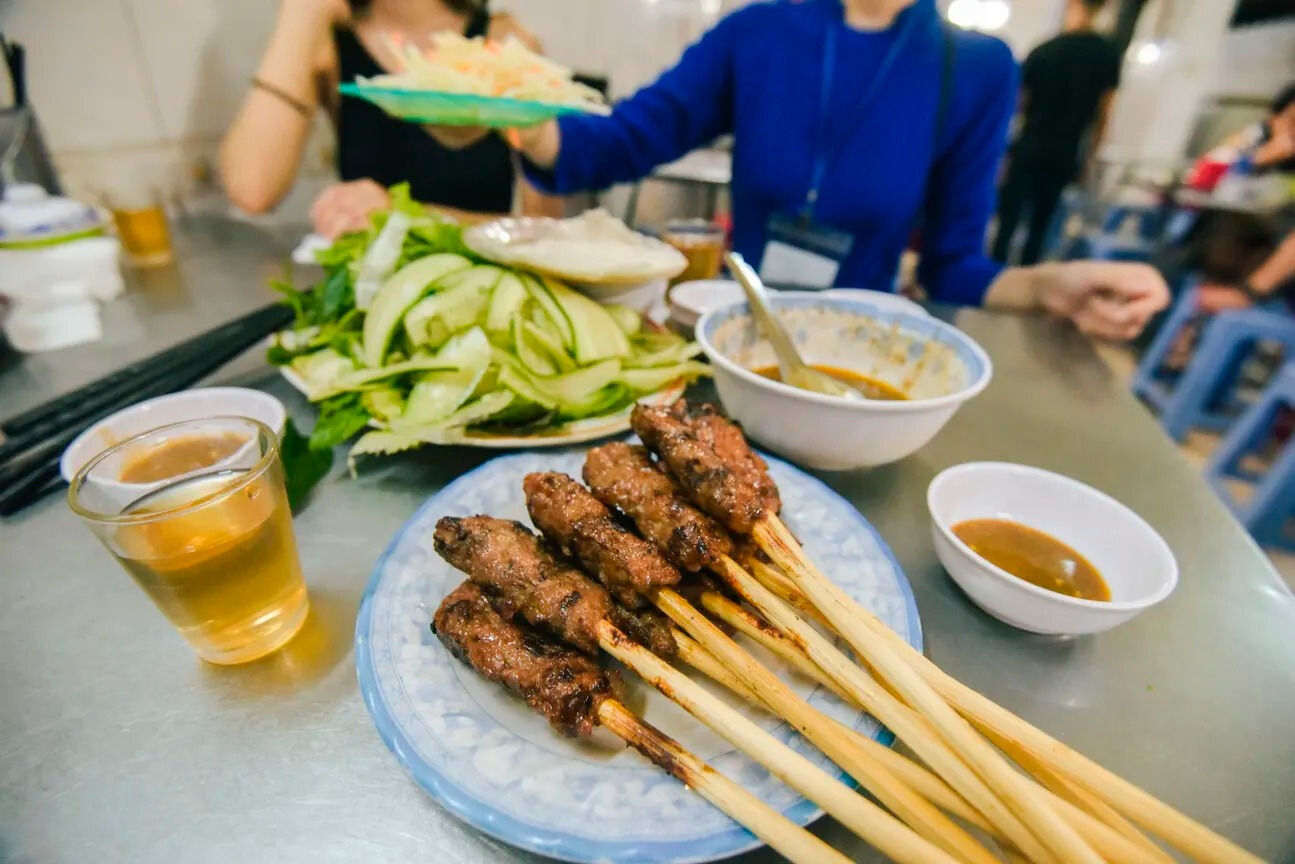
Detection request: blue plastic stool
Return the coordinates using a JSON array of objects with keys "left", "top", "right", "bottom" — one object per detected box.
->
[
  {"left": 1099, "top": 202, "right": 1164, "bottom": 242},
  {"left": 1133, "top": 283, "right": 1202, "bottom": 412},
  {"left": 1141, "top": 296, "right": 1295, "bottom": 441},
  {"left": 1205, "top": 362, "right": 1295, "bottom": 551}
]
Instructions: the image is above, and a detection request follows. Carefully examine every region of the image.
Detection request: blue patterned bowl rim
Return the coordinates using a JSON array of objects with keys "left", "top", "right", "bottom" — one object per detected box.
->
[
  {"left": 696, "top": 294, "right": 993, "bottom": 412},
  {"left": 354, "top": 448, "right": 923, "bottom": 863}
]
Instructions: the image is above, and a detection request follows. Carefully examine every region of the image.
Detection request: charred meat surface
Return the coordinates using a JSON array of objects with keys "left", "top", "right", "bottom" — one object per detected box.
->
[
  {"left": 433, "top": 515, "right": 610, "bottom": 655},
  {"left": 677, "top": 402, "right": 780, "bottom": 518},
  {"left": 584, "top": 442, "right": 734, "bottom": 572},
  {"left": 432, "top": 581, "right": 622, "bottom": 737},
  {"left": 524, "top": 472, "right": 682, "bottom": 606},
  {"left": 631, "top": 401, "right": 767, "bottom": 535},
  {"left": 609, "top": 604, "right": 678, "bottom": 661}
]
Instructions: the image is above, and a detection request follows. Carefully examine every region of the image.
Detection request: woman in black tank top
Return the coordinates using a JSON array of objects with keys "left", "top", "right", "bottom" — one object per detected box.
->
[
  {"left": 220, "top": 0, "right": 553, "bottom": 237},
  {"left": 334, "top": 0, "right": 513, "bottom": 213}
]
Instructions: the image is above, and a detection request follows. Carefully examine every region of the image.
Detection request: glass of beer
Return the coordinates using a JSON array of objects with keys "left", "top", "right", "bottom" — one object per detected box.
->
[
  {"left": 69, "top": 417, "right": 309, "bottom": 665},
  {"left": 663, "top": 219, "right": 725, "bottom": 285}
]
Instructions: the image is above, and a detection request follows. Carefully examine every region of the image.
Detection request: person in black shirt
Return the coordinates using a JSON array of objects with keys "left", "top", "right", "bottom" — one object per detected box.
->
[{"left": 990, "top": 0, "right": 1121, "bottom": 265}]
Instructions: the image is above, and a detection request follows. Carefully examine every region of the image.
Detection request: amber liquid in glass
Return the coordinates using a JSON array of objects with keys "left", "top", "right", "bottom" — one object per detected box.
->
[
  {"left": 112, "top": 205, "right": 174, "bottom": 266},
  {"left": 665, "top": 231, "right": 724, "bottom": 285},
  {"left": 113, "top": 469, "right": 308, "bottom": 664}
]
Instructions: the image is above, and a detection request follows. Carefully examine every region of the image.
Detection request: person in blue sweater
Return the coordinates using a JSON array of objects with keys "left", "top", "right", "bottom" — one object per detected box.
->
[{"left": 513, "top": 0, "right": 1168, "bottom": 340}]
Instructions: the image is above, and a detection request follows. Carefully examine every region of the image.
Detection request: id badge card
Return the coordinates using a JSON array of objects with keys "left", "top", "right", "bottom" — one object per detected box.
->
[{"left": 759, "top": 211, "right": 855, "bottom": 289}]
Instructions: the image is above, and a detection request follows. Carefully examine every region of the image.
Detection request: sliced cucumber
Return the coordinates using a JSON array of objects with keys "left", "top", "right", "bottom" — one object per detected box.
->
[
  {"left": 532, "top": 358, "right": 622, "bottom": 406},
  {"left": 350, "top": 390, "right": 515, "bottom": 461},
  {"left": 543, "top": 276, "right": 631, "bottom": 364},
  {"left": 315, "top": 353, "right": 458, "bottom": 399},
  {"left": 392, "top": 328, "right": 492, "bottom": 429},
  {"left": 511, "top": 313, "right": 557, "bottom": 376},
  {"left": 522, "top": 273, "right": 573, "bottom": 349},
  {"left": 404, "top": 273, "right": 496, "bottom": 349},
  {"left": 623, "top": 340, "right": 703, "bottom": 369},
  {"left": 619, "top": 360, "right": 709, "bottom": 394},
  {"left": 524, "top": 318, "right": 576, "bottom": 372},
  {"left": 498, "top": 361, "right": 558, "bottom": 410},
  {"left": 290, "top": 348, "right": 356, "bottom": 398},
  {"left": 605, "top": 303, "right": 642, "bottom": 335},
  {"left": 361, "top": 387, "right": 405, "bottom": 424},
  {"left": 361, "top": 253, "right": 471, "bottom": 367},
  {"left": 486, "top": 272, "right": 528, "bottom": 334}
]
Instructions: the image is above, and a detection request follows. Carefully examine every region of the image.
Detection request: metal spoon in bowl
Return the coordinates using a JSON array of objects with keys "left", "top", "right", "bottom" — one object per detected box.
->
[{"left": 724, "top": 252, "right": 867, "bottom": 401}]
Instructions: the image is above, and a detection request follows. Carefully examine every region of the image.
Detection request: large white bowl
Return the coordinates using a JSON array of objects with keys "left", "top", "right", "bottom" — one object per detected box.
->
[
  {"left": 927, "top": 462, "right": 1179, "bottom": 636},
  {"left": 668, "top": 280, "right": 926, "bottom": 330},
  {"left": 60, "top": 387, "right": 287, "bottom": 484},
  {"left": 695, "top": 294, "right": 991, "bottom": 470}
]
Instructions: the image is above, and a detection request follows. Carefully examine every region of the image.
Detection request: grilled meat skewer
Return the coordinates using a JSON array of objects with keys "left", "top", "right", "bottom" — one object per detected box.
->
[
  {"left": 522, "top": 471, "right": 681, "bottom": 606},
  {"left": 522, "top": 469, "right": 997, "bottom": 864},
  {"left": 433, "top": 515, "right": 677, "bottom": 660},
  {"left": 434, "top": 581, "right": 622, "bottom": 737},
  {"left": 431, "top": 581, "right": 853, "bottom": 864},
  {"left": 630, "top": 401, "right": 777, "bottom": 534},
  {"left": 583, "top": 442, "right": 733, "bottom": 573}
]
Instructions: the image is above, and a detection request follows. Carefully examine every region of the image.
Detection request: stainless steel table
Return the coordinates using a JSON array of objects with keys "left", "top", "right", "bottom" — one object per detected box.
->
[{"left": 3, "top": 218, "right": 1293, "bottom": 863}]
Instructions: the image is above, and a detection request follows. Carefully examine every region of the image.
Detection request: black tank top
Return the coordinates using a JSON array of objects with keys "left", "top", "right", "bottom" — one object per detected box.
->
[{"left": 334, "top": 11, "right": 514, "bottom": 213}]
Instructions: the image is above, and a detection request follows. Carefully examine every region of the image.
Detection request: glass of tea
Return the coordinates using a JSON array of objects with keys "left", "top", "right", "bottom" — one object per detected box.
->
[
  {"left": 662, "top": 219, "right": 725, "bottom": 285},
  {"left": 107, "top": 190, "right": 174, "bottom": 267},
  {"left": 69, "top": 417, "right": 309, "bottom": 665}
]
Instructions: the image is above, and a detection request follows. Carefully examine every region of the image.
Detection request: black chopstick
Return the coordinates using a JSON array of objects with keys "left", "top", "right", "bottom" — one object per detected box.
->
[
  {"left": 1, "top": 302, "right": 289, "bottom": 438},
  {"left": 0, "top": 461, "right": 60, "bottom": 517},
  {"left": 0, "top": 304, "right": 294, "bottom": 516}
]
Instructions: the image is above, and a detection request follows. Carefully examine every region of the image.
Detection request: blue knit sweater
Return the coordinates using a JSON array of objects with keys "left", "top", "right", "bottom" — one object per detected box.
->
[{"left": 526, "top": 0, "right": 1019, "bottom": 304}]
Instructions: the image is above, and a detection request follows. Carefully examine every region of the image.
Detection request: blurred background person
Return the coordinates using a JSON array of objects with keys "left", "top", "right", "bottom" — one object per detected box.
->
[
  {"left": 220, "top": 0, "right": 560, "bottom": 239},
  {"left": 990, "top": 0, "right": 1121, "bottom": 266},
  {"left": 512, "top": 0, "right": 1167, "bottom": 341},
  {"left": 1185, "top": 80, "right": 1295, "bottom": 192}
]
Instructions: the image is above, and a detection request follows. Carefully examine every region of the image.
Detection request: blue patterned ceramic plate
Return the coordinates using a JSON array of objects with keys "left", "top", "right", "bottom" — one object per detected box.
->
[
  {"left": 339, "top": 83, "right": 606, "bottom": 127},
  {"left": 355, "top": 447, "right": 922, "bottom": 863}
]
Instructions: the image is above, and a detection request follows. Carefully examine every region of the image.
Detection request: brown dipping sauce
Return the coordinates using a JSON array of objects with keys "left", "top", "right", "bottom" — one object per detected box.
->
[
  {"left": 952, "top": 518, "right": 1110, "bottom": 602},
  {"left": 751, "top": 364, "right": 907, "bottom": 401},
  {"left": 118, "top": 431, "right": 248, "bottom": 484}
]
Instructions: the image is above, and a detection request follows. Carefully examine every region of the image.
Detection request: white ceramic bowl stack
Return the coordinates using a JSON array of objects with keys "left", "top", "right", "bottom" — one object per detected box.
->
[
  {"left": 695, "top": 293, "right": 991, "bottom": 470},
  {"left": 927, "top": 462, "right": 1178, "bottom": 635}
]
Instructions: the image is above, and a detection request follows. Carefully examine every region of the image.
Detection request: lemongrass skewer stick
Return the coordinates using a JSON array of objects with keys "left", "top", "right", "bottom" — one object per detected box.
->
[
  {"left": 652, "top": 589, "right": 998, "bottom": 864},
  {"left": 839, "top": 603, "right": 1263, "bottom": 864},
  {"left": 989, "top": 730, "right": 1166, "bottom": 859},
  {"left": 594, "top": 620, "right": 959, "bottom": 864},
  {"left": 712, "top": 556, "right": 1058, "bottom": 864},
  {"left": 595, "top": 699, "right": 853, "bottom": 864},
  {"left": 751, "top": 552, "right": 1265, "bottom": 864},
  {"left": 670, "top": 629, "right": 996, "bottom": 834},
  {"left": 755, "top": 516, "right": 1103, "bottom": 864},
  {"left": 698, "top": 591, "right": 1175, "bottom": 864},
  {"left": 749, "top": 559, "right": 834, "bottom": 627}
]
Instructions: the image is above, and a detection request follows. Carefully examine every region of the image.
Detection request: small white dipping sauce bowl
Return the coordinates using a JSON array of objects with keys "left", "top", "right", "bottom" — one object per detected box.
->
[
  {"left": 695, "top": 294, "right": 990, "bottom": 470},
  {"left": 61, "top": 387, "right": 287, "bottom": 486},
  {"left": 928, "top": 462, "right": 1178, "bottom": 636}
]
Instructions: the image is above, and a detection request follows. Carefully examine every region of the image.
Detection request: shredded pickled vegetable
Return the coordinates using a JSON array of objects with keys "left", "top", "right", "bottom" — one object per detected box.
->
[{"left": 359, "top": 31, "right": 608, "bottom": 112}]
